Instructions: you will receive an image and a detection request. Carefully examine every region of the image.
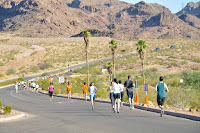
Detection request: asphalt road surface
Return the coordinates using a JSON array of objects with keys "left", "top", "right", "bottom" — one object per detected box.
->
[{"left": 0, "top": 86, "right": 199, "bottom": 133}]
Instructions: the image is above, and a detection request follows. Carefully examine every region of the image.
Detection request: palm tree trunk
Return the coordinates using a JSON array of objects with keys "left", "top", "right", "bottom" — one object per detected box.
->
[
  {"left": 86, "top": 47, "right": 89, "bottom": 87},
  {"left": 142, "top": 58, "right": 145, "bottom": 85},
  {"left": 113, "top": 51, "right": 116, "bottom": 78}
]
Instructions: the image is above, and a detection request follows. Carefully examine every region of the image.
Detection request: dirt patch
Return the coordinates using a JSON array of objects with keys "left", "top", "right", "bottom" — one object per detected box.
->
[{"left": 0, "top": 109, "right": 22, "bottom": 119}]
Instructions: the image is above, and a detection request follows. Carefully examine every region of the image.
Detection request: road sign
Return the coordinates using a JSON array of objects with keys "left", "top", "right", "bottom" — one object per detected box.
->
[
  {"left": 135, "top": 81, "right": 139, "bottom": 88},
  {"left": 144, "top": 83, "right": 148, "bottom": 91},
  {"left": 59, "top": 76, "right": 65, "bottom": 84}
]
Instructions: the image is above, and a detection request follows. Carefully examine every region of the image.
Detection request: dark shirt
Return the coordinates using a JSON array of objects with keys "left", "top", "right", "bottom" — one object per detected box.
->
[{"left": 124, "top": 80, "right": 134, "bottom": 92}]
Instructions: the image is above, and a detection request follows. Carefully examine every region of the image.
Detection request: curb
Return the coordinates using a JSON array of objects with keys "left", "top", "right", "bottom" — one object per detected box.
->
[
  {"left": 0, "top": 84, "right": 14, "bottom": 89},
  {"left": 39, "top": 91, "right": 200, "bottom": 122},
  {"left": 0, "top": 113, "right": 25, "bottom": 122}
]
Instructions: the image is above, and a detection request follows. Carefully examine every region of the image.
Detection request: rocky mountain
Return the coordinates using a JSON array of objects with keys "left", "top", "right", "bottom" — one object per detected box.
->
[
  {"left": 176, "top": 2, "right": 200, "bottom": 30},
  {"left": 0, "top": 0, "right": 200, "bottom": 39}
]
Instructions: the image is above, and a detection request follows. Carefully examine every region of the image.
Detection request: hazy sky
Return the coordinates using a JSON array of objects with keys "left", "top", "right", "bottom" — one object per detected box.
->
[{"left": 121, "top": 0, "right": 200, "bottom": 13}]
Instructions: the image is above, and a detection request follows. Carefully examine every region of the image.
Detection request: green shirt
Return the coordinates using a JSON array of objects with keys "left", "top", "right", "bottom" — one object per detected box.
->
[{"left": 157, "top": 82, "right": 166, "bottom": 98}]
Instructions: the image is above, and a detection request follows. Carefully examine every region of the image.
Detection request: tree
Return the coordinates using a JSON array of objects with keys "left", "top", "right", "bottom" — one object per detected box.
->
[
  {"left": 136, "top": 40, "right": 147, "bottom": 85},
  {"left": 106, "top": 61, "right": 113, "bottom": 82},
  {"left": 109, "top": 39, "right": 118, "bottom": 78},
  {"left": 83, "top": 30, "right": 91, "bottom": 87}
]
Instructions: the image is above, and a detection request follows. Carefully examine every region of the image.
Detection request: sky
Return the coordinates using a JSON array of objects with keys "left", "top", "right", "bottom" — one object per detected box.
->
[{"left": 121, "top": 0, "right": 200, "bottom": 13}]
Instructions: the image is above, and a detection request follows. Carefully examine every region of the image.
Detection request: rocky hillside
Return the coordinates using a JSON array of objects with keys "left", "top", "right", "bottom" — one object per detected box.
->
[
  {"left": 0, "top": 0, "right": 200, "bottom": 39},
  {"left": 176, "top": 2, "right": 200, "bottom": 30}
]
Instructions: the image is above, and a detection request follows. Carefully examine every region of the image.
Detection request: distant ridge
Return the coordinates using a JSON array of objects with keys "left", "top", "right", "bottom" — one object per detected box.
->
[{"left": 0, "top": 0, "right": 200, "bottom": 39}]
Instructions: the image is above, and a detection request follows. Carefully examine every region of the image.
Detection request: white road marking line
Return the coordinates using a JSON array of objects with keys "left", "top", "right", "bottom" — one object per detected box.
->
[{"left": 10, "top": 90, "right": 26, "bottom": 101}]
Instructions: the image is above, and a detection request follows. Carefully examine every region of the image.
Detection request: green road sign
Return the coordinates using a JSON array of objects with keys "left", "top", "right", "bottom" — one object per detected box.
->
[{"left": 135, "top": 81, "right": 139, "bottom": 88}]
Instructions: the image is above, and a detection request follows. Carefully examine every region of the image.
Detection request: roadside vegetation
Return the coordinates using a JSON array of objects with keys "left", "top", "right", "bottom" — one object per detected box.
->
[{"left": 0, "top": 100, "right": 12, "bottom": 114}]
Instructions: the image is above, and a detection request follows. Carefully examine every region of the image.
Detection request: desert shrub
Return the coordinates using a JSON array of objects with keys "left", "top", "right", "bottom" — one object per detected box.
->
[
  {"left": 6, "top": 68, "right": 15, "bottom": 75},
  {"left": 0, "top": 61, "right": 4, "bottom": 66},
  {"left": 37, "top": 78, "right": 51, "bottom": 91},
  {"left": 30, "top": 66, "right": 40, "bottom": 73},
  {"left": 42, "top": 72, "right": 50, "bottom": 76},
  {"left": 181, "top": 61, "right": 188, "bottom": 65},
  {"left": 0, "top": 79, "right": 16, "bottom": 87},
  {"left": 18, "top": 77, "right": 25, "bottom": 81},
  {"left": 40, "top": 63, "right": 52, "bottom": 70},
  {"left": 0, "top": 73, "right": 4, "bottom": 78},
  {"left": 3, "top": 106, "right": 12, "bottom": 114},
  {"left": 182, "top": 70, "right": 200, "bottom": 90},
  {"left": 30, "top": 51, "right": 38, "bottom": 56}
]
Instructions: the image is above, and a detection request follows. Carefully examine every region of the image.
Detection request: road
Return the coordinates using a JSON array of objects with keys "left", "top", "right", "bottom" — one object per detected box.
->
[{"left": 0, "top": 86, "right": 199, "bottom": 133}]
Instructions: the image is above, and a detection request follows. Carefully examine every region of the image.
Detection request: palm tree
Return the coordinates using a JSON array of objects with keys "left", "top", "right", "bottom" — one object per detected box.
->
[
  {"left": 83, "top": 30, "right": 91, "bottom": 87},
  {"left": 109, "top": 39, "right": 118, "bottom": 78},
  {"left": 136, "top": 40, "right": 147, "bottom": 85},
  {"left": 105, "top": 61, "right": 113, "bottom": 82}
]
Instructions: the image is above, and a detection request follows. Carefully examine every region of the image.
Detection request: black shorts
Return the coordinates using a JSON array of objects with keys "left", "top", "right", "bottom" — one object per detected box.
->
[
  {"left": 127, "top": 90, "right": 134, "bottom": 98},
  {"left": 157, "top": 97, "right": 165, "bottom": 106},
  {"left": 113, "top": 93, "right": 120, "bottom": 99},
  {"left": 49, "top": 91, "right": 53, "bottom": 97}
]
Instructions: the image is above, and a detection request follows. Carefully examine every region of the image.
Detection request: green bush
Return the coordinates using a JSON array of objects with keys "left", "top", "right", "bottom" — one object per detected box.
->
[
  {"left": 6, "top": 68, "right": 15, "bottom": 75},
  {"left": 38, "top": 78, "right": 51, "bottom": 91},
  {"left": 3, "top": 106, "right": 12, "bottom": 114},
  {"left": 182, "top": 70, "right": 200, "bottom": 90},
  {"left": 30, "top": 51, "right": 38, "bottom": 56},
  {"left": 18, "top": 77, "right": 25, "bottom": 81},
  {"left": 40, "top": 63, "right": 52, "bottom": 70},
  {"left": 0, "top": 72, "right": 4, "bottom": 78},
  {"left": 30, "top": 66, "right": 40, "bottom": 73},
  {"left": 42, "top": 72, "right": 50, "bottom": 76}
]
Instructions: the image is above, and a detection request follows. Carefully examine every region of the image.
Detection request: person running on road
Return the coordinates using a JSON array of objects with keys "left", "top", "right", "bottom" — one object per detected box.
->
[
  {"left": 82, "top": 82, "right": 88, "bottom": 102},
  {"left": 21, "top": 81, "right": 25, "bottom": 90},
  {"left": 48, "top": 83, "right": 55, "bottom": 101},
  {"left": 124, "top": 75, "right": 135, "bottom": 110},
  {"left": 155, "top": 76, "right": 169, "bottom": 117},
  {"left": 29, "top": 81, "right": 32, "bottom": 90},
  {"left": 107, "top": 82, "right": 114, "bottom": 110},
  {"left": 32, "top": 82, "right": 36, "bottom": 92},
  {"left": 18, "top": 81, "right": 21, "bottom": 90},
  {"left": 35, "top": 83, "right": 39, "bottom": 93},
  {"left": 113, "top": 78, "right": 121, "bottom": 113},
  {"left": 119, "top": 80, "right": 125, "bottom": 106},
  {"left": 15, "top": 81, "right": 18, "bottom": 93},
  {"left": 67, "top": 82, "right": 72, "bottom": 99},
  {"left": 89, "top": 82, "right": 97, "bottom": 110}
]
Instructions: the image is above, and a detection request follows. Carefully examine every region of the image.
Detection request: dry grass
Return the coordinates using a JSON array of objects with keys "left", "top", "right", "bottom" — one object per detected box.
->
[{"left": 0, "top": 33, "right": 199, "bottom": 79}]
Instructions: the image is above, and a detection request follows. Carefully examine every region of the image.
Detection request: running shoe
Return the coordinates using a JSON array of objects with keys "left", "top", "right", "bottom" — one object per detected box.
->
[{"left": 132, "top": 107, "right": 134, "bottom": 110}]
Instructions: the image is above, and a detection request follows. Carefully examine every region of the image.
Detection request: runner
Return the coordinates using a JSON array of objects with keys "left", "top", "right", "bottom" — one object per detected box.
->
[
  {"left": 32, "top": 82, "right": 36, "bottom": 92},
  {"left": 107, "top": 82, "right": 114, "bottom": 110},
  {"left": 155, "top": 76, "right": 169, "bottom": 117},
  {"left": 21, "top": 81, "right": 25, "bottom": 90},
  {"left": 48, "top": 83, "right": 55, "bottom": 101},
  {"left": 119, "top": 80, "right": 125, "bottom": 106},
  {"left": 67, "top": 82, "right": 72, "bottom": 99},
  {"left": 29, "top": 81, "right": 32, "bottom": 90},
  {"left": 35, "top": 83, "right": 39, "bottom": 93},
  {"left": 89, "top": 82, "right": 97, "bottom": 110},
  {"left": 82, "top": 82, "right": 88, "bottom": 102},
  {"left": 113, "top": 78, "right": 121, "bottom": 113},
  {"left": 18, "top": 81, "right": 21, "bottom": 90},
  {"left": 15, "top": 81, "right": 18, "bottom": 93},
  {"left": 124, "top": 75, "right": 135, "bottom": 110}
]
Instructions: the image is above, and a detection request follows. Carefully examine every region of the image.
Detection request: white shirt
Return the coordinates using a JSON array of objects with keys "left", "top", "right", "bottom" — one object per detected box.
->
[
  {"left": 36, "top": 85, "right": 39, "bottom": 89},
  {"left": 113, "top": 83, "right": 120, "bottom": 94},
  {"left": 119, "top": 84, "right": 124, "bottom": 92},
  {"left": 15, "top": 85, "right": 18, "bottom": 90},
  {"left": 89, "top": 86, "right": 96, "bottom": 95}
]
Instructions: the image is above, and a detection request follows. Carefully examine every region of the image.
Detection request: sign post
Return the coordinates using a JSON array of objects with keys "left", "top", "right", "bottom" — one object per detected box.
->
[
  {"left": 144, "top": 83, "right": 148, "bottom": 105},
  {"left": 135, "top": 81, "right": 139, "bottom": 104}
]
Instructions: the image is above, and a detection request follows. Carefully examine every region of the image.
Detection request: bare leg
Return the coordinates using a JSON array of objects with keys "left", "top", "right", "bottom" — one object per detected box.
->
[{"left": 117, "top": 99, "right": 120, "bottom": 113}]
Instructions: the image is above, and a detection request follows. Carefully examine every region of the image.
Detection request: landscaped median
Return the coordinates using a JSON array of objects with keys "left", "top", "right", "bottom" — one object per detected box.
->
[{"left": 0, "top": 100, "right": 25, "bottom": 122}]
